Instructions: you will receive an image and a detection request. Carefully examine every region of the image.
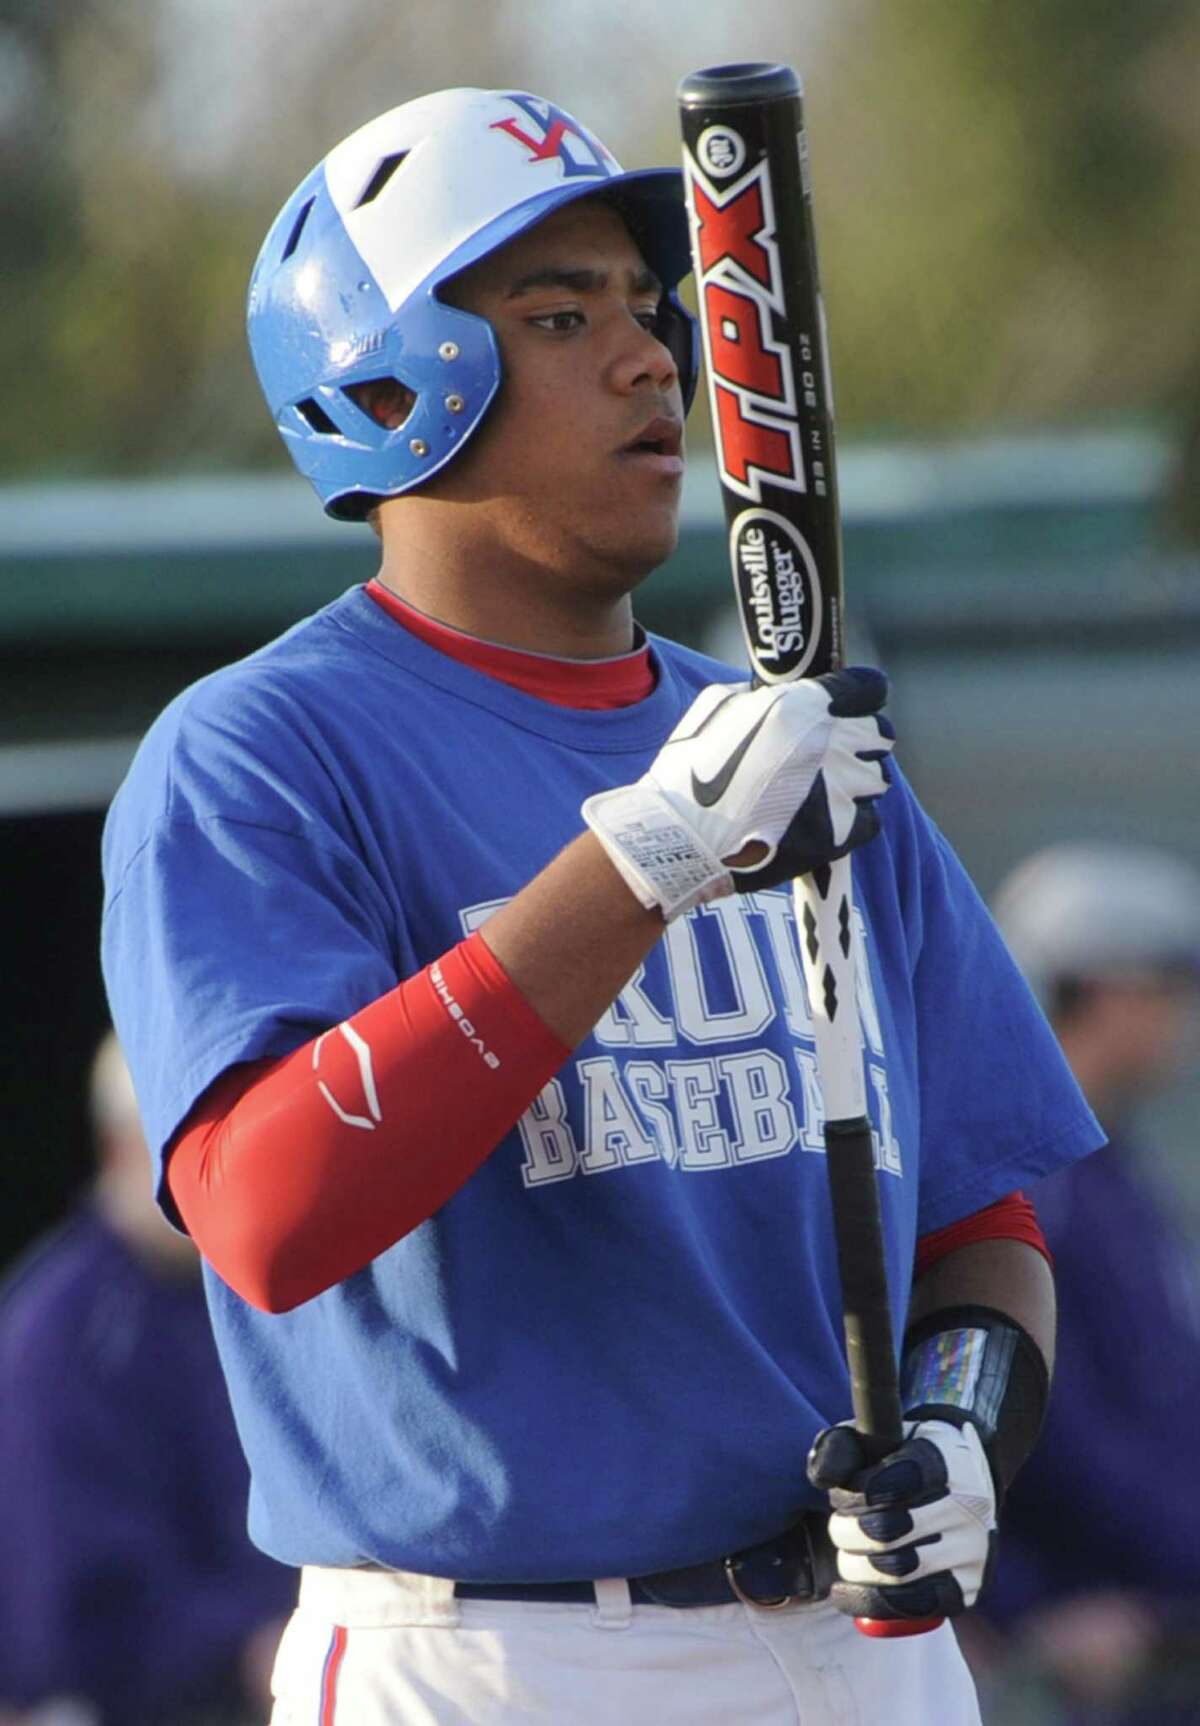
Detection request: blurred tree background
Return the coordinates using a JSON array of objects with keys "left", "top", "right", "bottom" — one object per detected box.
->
[{"left": 2, "top": 0, "right": 1199, "bottom": 532}]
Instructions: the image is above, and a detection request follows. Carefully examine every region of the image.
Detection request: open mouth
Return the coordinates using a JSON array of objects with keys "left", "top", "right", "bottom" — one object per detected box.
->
[{"left": 619, "top": 417, "right": 684, "bottom": 464}]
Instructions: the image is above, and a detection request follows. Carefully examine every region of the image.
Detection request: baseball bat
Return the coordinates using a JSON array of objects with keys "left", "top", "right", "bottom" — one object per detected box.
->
[{"left": 677, "top": 62, "right": 940, "bottom": 1638}]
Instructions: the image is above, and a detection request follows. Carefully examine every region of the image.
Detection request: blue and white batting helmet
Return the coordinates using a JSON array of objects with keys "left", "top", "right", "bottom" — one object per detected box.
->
[{"left": 247, "top": 87, "right": 698, "bottom": 521}]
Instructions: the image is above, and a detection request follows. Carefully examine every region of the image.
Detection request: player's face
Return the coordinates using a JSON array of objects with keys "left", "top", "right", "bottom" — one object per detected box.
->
[{"left": 438, "top": 199, "right": 686, "bottom": 596}]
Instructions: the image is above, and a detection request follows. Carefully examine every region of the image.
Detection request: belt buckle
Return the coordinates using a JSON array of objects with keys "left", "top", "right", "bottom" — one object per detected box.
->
[
  {"left": 722, "top": 1552, "right": 799, "bottom": 1612},
  {"left": 722, "top": 1515, "right": 827, "bottom": 1611},
  {"left": 723, "top": 1557, "right": 796, "bottom": 1610}
]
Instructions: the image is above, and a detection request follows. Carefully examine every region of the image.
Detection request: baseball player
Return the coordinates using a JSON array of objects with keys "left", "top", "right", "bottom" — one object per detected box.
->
[{"left": 100, "top": 88, "right": 1103, "bottom": 1725}]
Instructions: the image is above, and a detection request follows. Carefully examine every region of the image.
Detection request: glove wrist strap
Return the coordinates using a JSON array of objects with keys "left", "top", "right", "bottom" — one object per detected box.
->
[
  {"left": 900, "top": 1303, "right": 1049, "bottom": 1502},
  {"left": 581, "top": 784, "right": 732, "bottom": 922}
]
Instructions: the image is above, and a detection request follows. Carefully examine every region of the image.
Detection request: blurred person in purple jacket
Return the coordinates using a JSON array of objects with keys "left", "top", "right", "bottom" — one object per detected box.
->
[
  {"left": 969, "top": 843, "right": 1200, "bottom": 1724},
  {"left": 0, "top": 1033, "right": 295, "bottom": 1726}
]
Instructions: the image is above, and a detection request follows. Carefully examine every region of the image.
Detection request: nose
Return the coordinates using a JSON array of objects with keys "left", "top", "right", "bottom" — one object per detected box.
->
[{"left": 609, "top": 310, "right": 680, "bottom": 398}]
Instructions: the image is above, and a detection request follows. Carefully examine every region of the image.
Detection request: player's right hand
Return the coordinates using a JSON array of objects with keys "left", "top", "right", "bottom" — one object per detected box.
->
[
  {"left": 807, "top": 1417, "right": 997, "bottom": 1623},
  {"left": 582, "top": 667, "right": 894, "bottom": 922}
]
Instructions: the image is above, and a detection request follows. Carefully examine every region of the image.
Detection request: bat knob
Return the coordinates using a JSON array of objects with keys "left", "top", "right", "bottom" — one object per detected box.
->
[{"left": 855, "top": 1614, "right": 945, "bottom": 1638}]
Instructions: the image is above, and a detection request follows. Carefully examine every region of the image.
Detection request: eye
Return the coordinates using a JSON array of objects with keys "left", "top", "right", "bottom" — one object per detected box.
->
[
  {"left": 529, "top": 309, "right": 585, "bottom": 334},
  {"left": 633, "top": 307, "right": 661, "bottom": 332}
]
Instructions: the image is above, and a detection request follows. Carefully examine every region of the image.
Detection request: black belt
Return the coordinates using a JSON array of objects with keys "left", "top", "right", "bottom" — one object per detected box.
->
[{"left": 455, "top": 1512, "right": 835, "bottom": 1611}]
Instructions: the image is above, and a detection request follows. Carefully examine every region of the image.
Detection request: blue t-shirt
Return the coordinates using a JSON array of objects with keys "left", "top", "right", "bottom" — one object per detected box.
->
[{"left": 101, "top": 585, "right": 1102, "bottom": 1580}]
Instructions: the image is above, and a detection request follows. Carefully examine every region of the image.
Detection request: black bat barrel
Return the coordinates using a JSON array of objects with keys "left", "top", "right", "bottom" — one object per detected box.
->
[
  {"left": 678, "top": 63, "right": 844, "bottom": 683},
  {"left": 679, "top": 61, "right": 938, "bottom": 1640}
]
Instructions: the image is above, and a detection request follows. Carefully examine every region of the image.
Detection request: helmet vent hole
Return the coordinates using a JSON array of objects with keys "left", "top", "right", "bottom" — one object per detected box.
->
[
  {"left": 356, "top": 152, "right": 409, "bottom": 208},
  {"left": 281, "top": 197, "right": 316, "bottom": 262},
  {"left": 295, "top": 396, "right": 341, "bottom": 435}
]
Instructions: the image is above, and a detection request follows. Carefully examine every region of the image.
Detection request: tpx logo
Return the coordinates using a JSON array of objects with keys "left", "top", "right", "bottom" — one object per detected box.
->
[
  {"left": 684, "top": 151, "right": 805, "bottom": 502},
  {"left": 491, "top": 95, "right": 616, "bottom": 180}
]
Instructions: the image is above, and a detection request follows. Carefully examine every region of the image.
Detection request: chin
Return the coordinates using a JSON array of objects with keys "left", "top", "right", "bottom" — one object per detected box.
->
[{"left": 605, "top": 512, "right": 681, "bottom": 583}]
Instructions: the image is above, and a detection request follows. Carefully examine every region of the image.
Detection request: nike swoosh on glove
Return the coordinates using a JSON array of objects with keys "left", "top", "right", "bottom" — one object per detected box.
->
[
  {"left": 581, "top": 667, "right": 894, "bottom": 922},
  {"left": 806, "top": 1418, "right": 998, "bottom": 1623}
]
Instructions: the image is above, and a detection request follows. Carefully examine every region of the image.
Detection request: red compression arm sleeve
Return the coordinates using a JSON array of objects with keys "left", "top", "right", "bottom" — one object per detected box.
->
[
  {"left": 913, "top": 1190, "right": 1050, "bottom": 1281},
  {"left": 167, "top": 932, "right": 570, "bottom": 1313}
]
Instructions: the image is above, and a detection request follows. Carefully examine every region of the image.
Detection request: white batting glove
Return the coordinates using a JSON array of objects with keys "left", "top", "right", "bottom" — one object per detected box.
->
[
  {"left": 807, "top": 1418, "right": 998, "bottom": 1622},
  {"left": 582, "top": 667, "right": 894, "bottom": 921}
]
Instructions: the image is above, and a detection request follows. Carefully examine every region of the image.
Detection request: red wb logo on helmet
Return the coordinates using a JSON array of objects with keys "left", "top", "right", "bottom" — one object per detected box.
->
[{"left": 490, "top": 95, "right": 616, "bottom": 180}]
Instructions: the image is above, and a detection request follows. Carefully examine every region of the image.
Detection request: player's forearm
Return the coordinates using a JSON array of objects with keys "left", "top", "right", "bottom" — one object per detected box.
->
[
  {"left": 167, "top": 732, "right": 884, "bottom": 1313},
  {"left": 894, "top": 1236, "right": 1057, "bottom": 1556},
  {"left": 480, "top": 830, "right": 665, "bottom": 1047},
  {"left": 907, "top": 1237, "right": 1056, "bottom": 1373},
  {"left": 169, "top": 931, "right": 571, "bottom": 1311},
  {"left": 483, "top": 673, "right": 892, "bottom": 1046},
  {"left": 168, "top": 841, "right": 662, "bottom": 1313},
  {"left": 809, "top": 1237, "right": 1059, "bottom": 1622}
]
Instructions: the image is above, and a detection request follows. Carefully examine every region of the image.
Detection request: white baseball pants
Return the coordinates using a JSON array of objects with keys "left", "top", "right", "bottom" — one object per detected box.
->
[{"left": 269, "top": 1564, "right": 982, "bottom": 1724}]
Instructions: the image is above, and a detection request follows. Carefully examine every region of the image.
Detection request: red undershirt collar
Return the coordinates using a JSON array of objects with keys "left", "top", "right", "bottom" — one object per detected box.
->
[{"left": 366, "top": 578, "right": 655, "bottom": 710}]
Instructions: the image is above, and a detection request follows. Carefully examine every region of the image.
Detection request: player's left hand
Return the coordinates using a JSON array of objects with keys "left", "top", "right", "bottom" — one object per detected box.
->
[{"left": 807, "top": 1418, "right": 997, "bottom": 1622}]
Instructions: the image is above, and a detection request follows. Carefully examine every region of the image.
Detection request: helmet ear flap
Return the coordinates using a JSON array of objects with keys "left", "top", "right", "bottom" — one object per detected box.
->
[{"left": 659, "top": 291, "right": 700, "bottom": 413}]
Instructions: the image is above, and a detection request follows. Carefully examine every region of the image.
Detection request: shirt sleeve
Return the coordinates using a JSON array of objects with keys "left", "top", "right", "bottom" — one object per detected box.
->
[
  {"left": 913, "top": 1190, "right": 1051, "bottom": 1280},
  {"left": 101, "top": 686, "right": 403, "bottom": 1200},
  {"left": 876, "top": 774, "right": 1105, "bottom": 1233}
]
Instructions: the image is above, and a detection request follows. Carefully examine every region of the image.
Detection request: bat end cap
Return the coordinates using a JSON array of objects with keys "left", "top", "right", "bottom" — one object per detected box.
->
[
  {"left": 855, "top": 1614, "right": 945, "bottom": 1638},
  {"left": 677, "top": 63, "right": 802, "bottom": 108}
]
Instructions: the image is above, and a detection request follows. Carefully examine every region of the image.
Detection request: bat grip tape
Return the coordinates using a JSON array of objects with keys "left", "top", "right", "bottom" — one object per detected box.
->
[{"left": 824, "top": 1117, "right": 904, "bottom": 1452}]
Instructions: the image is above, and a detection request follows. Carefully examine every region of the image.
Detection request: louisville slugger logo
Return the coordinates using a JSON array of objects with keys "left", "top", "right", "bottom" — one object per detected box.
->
[
  {"left": 732, "top": 508, "right": 822, "bottom": 678},
  {"left": 684, "top": 151, "right": 804, "bottom": 502}
]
